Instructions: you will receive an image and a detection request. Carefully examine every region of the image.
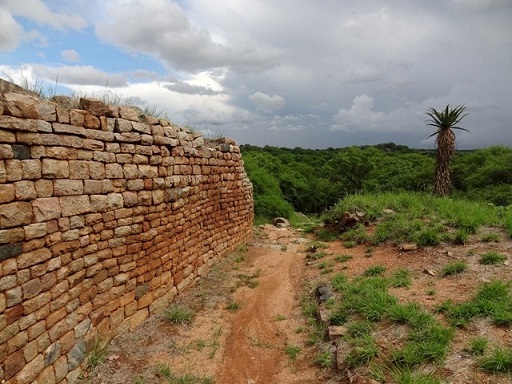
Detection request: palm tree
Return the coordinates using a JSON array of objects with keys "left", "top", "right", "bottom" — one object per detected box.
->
[{"left": 425, "top": 104, "right": 470, "bottom": 196}]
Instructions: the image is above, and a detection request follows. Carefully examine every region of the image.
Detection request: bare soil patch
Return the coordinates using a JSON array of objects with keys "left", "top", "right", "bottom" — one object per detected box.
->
[{"left": 86, "top": 224, "right": 511, "bottom": 384}]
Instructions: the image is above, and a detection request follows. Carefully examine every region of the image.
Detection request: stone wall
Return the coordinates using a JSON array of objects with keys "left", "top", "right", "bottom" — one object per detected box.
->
[{"left": 0, "top": 82, "right": 253, "bottom": 384}]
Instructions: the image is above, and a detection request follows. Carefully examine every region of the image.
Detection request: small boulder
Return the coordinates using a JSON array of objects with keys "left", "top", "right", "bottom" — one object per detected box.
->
[
  {"left": 315, "top": 285, "right": 333, "bottom": 303},
  {"left": 272, "top": 217, "right": 290, "bottom": 228}
]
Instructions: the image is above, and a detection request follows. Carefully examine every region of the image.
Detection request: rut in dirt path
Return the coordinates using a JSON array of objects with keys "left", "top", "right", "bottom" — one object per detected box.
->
[
  {"left": 85, "top": 226, "right": 325, "bottom": 384},
  {"left": 216, "top": 243, "right": 302, "bottom": 383}
]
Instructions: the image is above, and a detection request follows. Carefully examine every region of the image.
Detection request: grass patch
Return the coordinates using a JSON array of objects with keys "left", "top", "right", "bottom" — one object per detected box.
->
[
  {"left": 453, "top": 229, "right": 469, "bottom": 245},
  {"left": 481, "top": 232, "right": 500, "bottom": 243},
  {"left": 324, "top": 192, "right": 509, "bottom": 246},
  {"left": 226, "top": 300, "right": 240, "bottom": 311},
  {"left": 440, "top": 280, "right": 512, "bottom": 327},
  {"left": 85, "top": 336, "right": 109, "bottom": 370},
  {"left": 479, "top": 251, "right": 507, "bottom": 265},
  {"left": 284, "top": 345, "right": 301, "bottom": 361},
  {"left": 390, "top": 268, "right": 412, "bottom": 288},
  {"left": 335, "top": 254, "right": 353, "bottom": 263},
  {"left": 362, "top": 265, "right": 386, "bottom": 277},
  {"left": 164, "top": 306, "right": 193, "bottom": 324},
  {"left": 466, "top": 336, "right": 488, "bottom": 356},
  {"left": 156, "top": 364, "right": 214, "bottom": 383},
  {"left": 314, "top": 347, "right": 333, "bottom": 367},
  {"left": 478, "top": 347, "right": 512, "bottom": 373},
  {"left": 441, "top": 261, "right": 467, "bottom": 276}
]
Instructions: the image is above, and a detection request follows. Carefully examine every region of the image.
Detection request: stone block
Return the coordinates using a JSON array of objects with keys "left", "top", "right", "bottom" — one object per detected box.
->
[
  {"left": 0, "top": 184, "right": 15, "bottom": 203},
  {"left": 60, "top": 195, "right": 91, "bottom": 216},
  {"left": 0, "top": 143, "right": 13, "bottom": 159},
  {"left": 54, "top": 355, "right": 68, "bottom": 382},
  {"left": 54, "top": 180, "right": 84, "bottom": 196},
  {"left": 68, "top": 160, "right": 90, "bottom": 179},
  {"left": 129, "top": 308, "right": 148, "bottom": 331},
  {"left": 22, "top": 339, "right": 38, "bottom": 362},
  {"left": 32, "top": 197, "right": 61, "bottom": 222},
  {"left": 36, "top": 366, "right": 56, "bottom": 384},
  {"left": 42, "top": 159, "right": 69, "bottom": 178},
  {"left": 17, "top": 248, "right": 52, "bottom": 269},
  {"left": 14, "top": 180, "right": 37, "bottom": 200},
  {"left": 17, "top": 354, "right": 44, "bottom": 384},
  {"left": 34, "top": 179, "right": 53, "bottom": 197},
  {"left": 24, "top": 294, "right": 52, "bottom": 319},
  {"left": 0, "top": 201, "right": 33, "bottom": 228},
  {"left": 88, "top": 161, "right": 105, "bottom": 179},
  {"left": 3, "top": 349, "right": 25, "bottom": 379},
  {"left": 23, "top": 223, "right": 47, "bottom": 240},
  {"left": 22, "top": 278, "right": 42, "bottom": 300},
  {"left": 0, "top": 243, "right": 23, "bottom": 262},
  {"left": 21, "top": 159, "right": 42, "bottom": 179},
  {"left": 83, "top": 114, "right": 101, "bottom": 129},
  {"left": 105, "top": 163, "right": 124, "bottom": 178}
]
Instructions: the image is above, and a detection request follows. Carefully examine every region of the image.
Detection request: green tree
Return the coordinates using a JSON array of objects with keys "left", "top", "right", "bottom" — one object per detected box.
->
[{"left": 425, "top": 104, "right": 470, "bottom": 196}]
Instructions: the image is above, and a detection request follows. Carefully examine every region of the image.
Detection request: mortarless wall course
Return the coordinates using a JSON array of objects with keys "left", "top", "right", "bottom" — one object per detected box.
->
[{"left": 0, "top": 80, "right": 253, "bottom": 383}]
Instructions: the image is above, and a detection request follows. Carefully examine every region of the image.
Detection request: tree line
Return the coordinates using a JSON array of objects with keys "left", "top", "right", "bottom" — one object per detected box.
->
[{"left": 240, "top": 143, "right": 512, "bottom": 220}]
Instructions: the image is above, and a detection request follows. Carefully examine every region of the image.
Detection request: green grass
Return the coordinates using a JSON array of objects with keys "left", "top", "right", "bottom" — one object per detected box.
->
[
  {"left": 466, "top": 336, "right": 488, "bottom": 356},
  {"left": 341, "top": 224, "right": 370, "bottom": 245},
  {"left": 323, "top": 268, "right": 458, "bottom": 377},
  {"left": 479, "top": 251, "right": 507, "bottom": 265},
  {"left": 344, "top": 240, "right": 356, "bottom": 248},
  {"left": 164, "top": 306, "right": 193, "bottom": 324},
  {"left": 324, "top": 192, "right": 509, "bottom": 246},
  {"left": 335, "top": 254, "right": 353, "bottom": 263},
  {"left": 157, "top": 364, "right": 214, "bottom": 384},
  {"left": 390, "top": 268, "right": 412, "bottom": 288},
  {"left": 284, "top": 345, "right": 301, "bottom": 361},
  {"left": 478, "top": 347, "right": 512, "bottom": 373},
  {"left": 85, "top": 336, "right": 109, "bottom": 370},
  {"left": 453, "top": 229, "right": 469, "bottom": 245},
  {"left": 440, "top": 280, "right": 512, "bottom": 327},
  {"left": 226, "top": 300, "right": 240, "bottom": 311},
  {"left": 345, "top": 334, "right": 379, "bottom": 368},
  {"left": 441, "top": 261, "right": 467, "bottom": 276},
  {"left": 362, "top": 265, "right": 386, "bottom": 277},
  {"left": 481, "top": 232, "right": 500, "bottom": 242},
  {"left": 390, "top": 369, "right": 441, "bottom": 384},
  {"left": 314, "top": 347, "right": 333, "bottom": 367}
]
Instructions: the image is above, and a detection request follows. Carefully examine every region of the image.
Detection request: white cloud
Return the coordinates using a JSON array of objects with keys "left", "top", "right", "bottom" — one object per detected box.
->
[
  {"left": 249, "top": 91, "right": 286, "bottom": 113},
  {"left": 95, "top": 0, "right": 281, "bottom": 73},
  {"left": 0, "top": 0, "right": 86, "bottom": 51},
  {"left": 61, "top": 49, "right": 81, "bottom": 62},
  {"left": 32, "top": 64, "right": 127, "bottom": 87},
  {"left": 331, "top": 94, "right": 406, "bottom": 133},
  {"left": 1, "top": 0, "right": 87, "bottom": 30}
]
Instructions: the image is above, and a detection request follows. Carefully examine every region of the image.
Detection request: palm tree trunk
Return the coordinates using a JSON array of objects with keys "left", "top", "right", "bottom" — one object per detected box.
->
[{"left": 434, "top": 130, "right": 455, "bottom": 196}]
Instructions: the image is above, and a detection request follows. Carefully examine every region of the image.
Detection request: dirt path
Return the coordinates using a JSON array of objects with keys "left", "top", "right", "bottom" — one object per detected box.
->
[
  {"left": 87, "top": 224, "right": 326, "bottom": 384},
  {"left": 86, "top": 223, "right": 512, "bottom": 384}
]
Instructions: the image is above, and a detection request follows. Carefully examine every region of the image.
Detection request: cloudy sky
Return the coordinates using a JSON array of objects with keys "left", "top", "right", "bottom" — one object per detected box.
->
[{"left": 1, "top": 0, "right": 511, "bottom": 149}]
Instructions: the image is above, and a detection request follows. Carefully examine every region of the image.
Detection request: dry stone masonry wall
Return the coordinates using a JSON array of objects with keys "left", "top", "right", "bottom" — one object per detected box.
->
[{"left": 0, "top": 80, "right": 253, "bottom": 384}]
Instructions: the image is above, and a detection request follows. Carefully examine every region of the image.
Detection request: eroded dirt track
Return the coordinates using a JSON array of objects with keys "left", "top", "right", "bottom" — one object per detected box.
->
[{"left": 87, "top": 225, "right": 325, "bottom": 384}]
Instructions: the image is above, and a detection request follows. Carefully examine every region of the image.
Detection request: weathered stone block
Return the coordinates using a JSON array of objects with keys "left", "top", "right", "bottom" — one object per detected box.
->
[
  {"left": 17, "top": 248, "right": 52, "bottom": 269},
  {"left": 54, "top": 180, "right": 84, "bottom": 196},
  {"left": 21, "top": 159, "right": 42, "bottom": 179},
  {"left": 14, "top": 180, "right": 37, "bottom": 200},
  {"left": 34, "top": 179, "right": 53, "bottom": 197},
  {"left": 0, "top": 184, "right": 15, "bottom": 203},
  {"left": 3, "top": 349, "right": 25, "bottom": 379},
  {"left": 0, "top": 201, "right": 33, "bottom": 228},
  {"left": 60, "top": 195, "right": 91, "bottom": 216},
  {"left": 42, "top": 159, "right": 69, "bottom": 178},
  {"left": 32, "top": 198, "right": 61, "bottom": 222}
]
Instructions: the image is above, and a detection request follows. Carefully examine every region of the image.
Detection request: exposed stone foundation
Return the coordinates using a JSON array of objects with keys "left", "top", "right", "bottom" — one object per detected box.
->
[{"left": 0, "top": 80, "right": 253, "bottom": 383}]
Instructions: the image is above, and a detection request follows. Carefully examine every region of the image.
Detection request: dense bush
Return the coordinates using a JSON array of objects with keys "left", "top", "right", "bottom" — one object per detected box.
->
[{"left": 240, "top": 144, "right": 512, "bottom": 221}]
